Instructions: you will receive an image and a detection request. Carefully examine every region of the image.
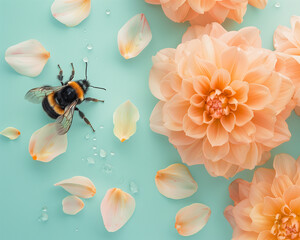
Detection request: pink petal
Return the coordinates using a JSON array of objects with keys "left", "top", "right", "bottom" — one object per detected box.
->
[
  {"left": 51, "top": 0, "right": 91, "bottom": 27},
  {"left": 62, "top": 195, "right": 84, "bottom": 215},
  {"left": 5, "top": 39, "right": 50, "bottom": 77},
  {"left": 175, "top": 203, "right": 211, "bottom": 236},
  {"left": 248, "top": 0, "right": 267, "bottom": 9},
  {"left": 250, "top": 203, "right": 274, "bottom": 232},
  {"left": 228, "top": 178, "right": 251, "bottom": 205},
  {"left": 232, "top": 199, "right": 253, "bottom": 232},
  {"left": 177, "top": 139, "right": 206, "bottom": 165},
  {"left": 101, "top": 188, "right": 135, "bottom": 232},
  {"left": 246, "top": 83, "right": 272, "bottom": 110},
  {"left": 207, "top": 119, "right": 228, "bottom": 146},
  {"left": 29, "top": 123, "right": 67, "bottom": 162},
  {"left": 55, "top": 176, "right": 96, "bottom": 198},
  {"left": 187, "top": 0, "right": 216, "bottom": 14},
  {"left": 271, "top": 176, "right": 293, "bottom": 198},
  {"left": 155, "top": 163, "right": 198, "bottom": 199},
  {"left": 0, "top": 127, "right": 21, "bottom": 140},
  {"left": 118, "top": 14, "right": 152, "bottom": 59},
  {"left": 202, "top": 138, "right": 229, "bottom": 162},
  {"left": 273, "top": 153, "right": 297, "bottom": 181},
  {"left": 234, "top": 104, "right": 253, "bottom": 126}
]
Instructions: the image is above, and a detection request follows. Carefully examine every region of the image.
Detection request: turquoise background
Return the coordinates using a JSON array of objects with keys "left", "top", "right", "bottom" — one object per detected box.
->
[{"left": 1, "top": 0, "right": 300, "bottom": 239}]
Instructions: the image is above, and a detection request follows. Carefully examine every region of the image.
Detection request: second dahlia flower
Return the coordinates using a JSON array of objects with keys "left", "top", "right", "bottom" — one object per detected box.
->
[
  {"left": 149, "top": 23, "right": 295, "bottom": 178},
  {"left": 224, "top": 154, "right": 300, "bottom": 240}
]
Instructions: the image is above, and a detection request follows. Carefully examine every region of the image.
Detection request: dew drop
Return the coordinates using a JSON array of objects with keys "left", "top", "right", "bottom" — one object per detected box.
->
[
  {"left": 92, "top": 146, "right": 97, "bottom": 150},
  {"left": 99, "top": 125, "right": 104, "bottom": 129},
  {"left": 42, "top": 206, "right": 47, "bottom": 212},
  {"left": 38, "top": 212, "right": 48, "bottom": 222},
  {"left": 75, "top": 227, "right": 79, "bottom": 232},
  {"left": 81, "top": 157, "right": 85, "bottom": 162},
  {"left": 93, "top": 153, "right": 98, "bottom": 156},
  {"left": 83, "top": 57, "right": 88, "bottom": 63},
  {"left": 274, "top": 2, "right": 280, "bottom": 7},
  {"left": 129, "top": 181, "right": 138, "bottom": 194},
  {"left": 103, "top": 163, "right": 112, "bottom": 174},
  {"left": 87, "top": 157, "right": 95, "bottom": 165},
  {"left": 105, "top": 9, "right": 111, "bottom": 15},
  {"left": 86, "top": 43, "right": 93, "bottom": 50},
  {"left": 92, "top": 137, "right": 97, "bottom": 141},
  {"left": 110, "top": 152, "right": 115, "bottom": 156},
  {"left": 100, "top": 149, "right": 107, "bottom": 158},
  {"left": 85, "top": 134, "right": 90, "bottom": 140}
]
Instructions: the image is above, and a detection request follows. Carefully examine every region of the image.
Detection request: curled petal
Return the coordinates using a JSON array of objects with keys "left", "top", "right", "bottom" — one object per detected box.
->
[
  {"left": 248, "top": 0, "right": 267, "bottom": 9},
  {"left": 0, "top": 127, "right": 21, "bottom": 140},
  {"left": 5, "top": 39, "right": 50, "bottom": 77},
  {"left": 113, "top": 100, "right": 140, "bottom": 142},
  {"left": 101, "top": 188, "right": 135, "bottom": 232},
  {"left": 175, "top": 203, "right": 211, "bottom": 236},
  {"left": 51, "top": 0, "right": 91, "bottom": 27},
  {"left": 118, "top": 14, "right": 152, "bottom": 59},
  {"left": 55, "top": 176, "right": 96, "bottom": 198},
  {"left": 62, "top": 196, "right": 84, "bottom": 215},
  {"left": 29, "top": 123, "right": 67, "bottom": 162},
  {"left": 155, "top": 163, "right": 198, "bottom": 199}
]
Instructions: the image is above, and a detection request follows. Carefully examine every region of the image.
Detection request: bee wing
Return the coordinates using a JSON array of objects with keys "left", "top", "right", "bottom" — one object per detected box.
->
[
  {"left": 55, "top": 100, "right": 78, "bottom": 135},
  {"left": 25, "top": 86, "right": 64, "bottom": 104}
]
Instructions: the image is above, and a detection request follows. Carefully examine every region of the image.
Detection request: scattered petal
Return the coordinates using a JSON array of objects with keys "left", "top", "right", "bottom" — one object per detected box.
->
[
  {"left": 101, "top": 188, "right": 135, "bottom": 232},
  {"left": 155, "top": 163, "right": 198, "bottom": 199},
  {"left": 113, "top": 100, "right": 140, "bottom": 142},
  {"left": 55, "top": 176, "right": 96, "bottom": 198},
  {"left": 5, "top": 39, "right": 50, "bottom": 77},
  {"left": 118, "top": 14, "right": 152, "bottom": 59},
  {"left": 62, "top": 196, "right": 84, "bottom": 215},
  {"left": 29, "top": 123, "right": 67, "bottom": 162},
  {"left": 51, "top": 0, "right": 91, "bottom": 27},
  {"left": 0, "top": 127, "right": 21, "bottom": 140},
  {"left": 175, "top": 203, "right": 211, "bottom": 236}
]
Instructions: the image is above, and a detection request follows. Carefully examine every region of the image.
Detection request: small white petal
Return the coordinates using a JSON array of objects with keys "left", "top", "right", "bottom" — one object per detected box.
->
[
  {"left": 175, "top": 203, "right": 211, "bottom": 236},
  {"left": 55, "top": 176, "right": 96, "bottom": 198},
  {"left": 29, "top": 123, "right": 67, "bottom": 162},
  {"left": 0, "top": 127, "right": 21, "bottom": 140},
  {"left": 5, "top": 39, "right": 50, "bottom": 77},
  {"left": 118, "top": 13, "right": 152, "bottom": 59},
  {"left": 51, "top": 0, "right": 91, "bottom": 27},
  {"left": 101, "top": 188, "right": 136, "bottom": 232},
  {"left": 113, "top": 100, "right": 140, "bottom": 142},
  {"left": 155, "top": 164, "right": 198, "bottom": 199},
  {"left": 62, "top": 196, "right": 84, "bottom": 215}
]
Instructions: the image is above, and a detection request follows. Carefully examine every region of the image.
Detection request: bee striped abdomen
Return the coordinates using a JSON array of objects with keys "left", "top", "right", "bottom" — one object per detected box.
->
[{"left": 42, "top": 93, "right": 64, "bottom": 119}]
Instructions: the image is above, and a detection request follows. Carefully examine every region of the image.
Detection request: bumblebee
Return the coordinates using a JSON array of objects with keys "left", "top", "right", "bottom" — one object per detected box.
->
[{"left": 25, "top": 62, "right": 105, "bottom": 134}]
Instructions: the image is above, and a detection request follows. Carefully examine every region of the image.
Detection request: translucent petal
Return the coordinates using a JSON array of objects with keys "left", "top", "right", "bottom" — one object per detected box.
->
[
  {"left": 101, "top": 188, "right": 135, "bottom": 232},
  {"left": 5, "top": 39, "right": 50, "bottom": 77},
  {"left": 29, "top": 123, "right": 67, "bottom": 162},
  {"left": 118, "top": 14, "right": 152, "bottom": 59},
  {"left": 51, "top": 0, "right": 91, "bottom": 27},
  {"left": 62, "top": 195, "right": 84, "bottom": 215},
  {"left": 55, "top": 176, "right": 96, "bottom": 198},
  {"left": 113, "top": 100, "right": 140, "bottom": 142},
  {"left": 175, "top": 203, "right": 211, "bottom": 236},
  {"left": 155, "top": 163, "right": 198, "bottom": 199},
  {"left": 0, "top": 127, "right": 21, "bottom": 140}
]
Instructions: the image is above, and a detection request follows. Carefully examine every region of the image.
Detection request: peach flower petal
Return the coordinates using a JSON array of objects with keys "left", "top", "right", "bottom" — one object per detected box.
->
[
  {"left": 273, "top": 153, "right": 297, "bottom": 181},
  {"left": 118, "top": 14, "right": 152, "bottom": 59},
  {"left": 62, "top": 195, "right": 84, "bottom": 215},
  {"left": 113, "top": 100, "right": 140, "bottom": 142},
  {"left": 207, "top": 119, "right": 228, "bottom": 146},
  {"left": 175, "top": 203, "right": 211, "bottom": 236},
  {"left": 187, "top": 0, "right": 216, "bottom": 14},
  {"left": 29, "top": 123, "right": 67, "bottom": 162},
  {"left": 228, "top": 179, "right": 251, "bottom": 205},
  {"left": 5, "top": 39, "right": 50, "bottom": 77},
  {"left": 0, "top": 127, "right": 21, "bottom": 140},
  {"left": 51, "top": 0, "right": 91, "bottom": 27},
  {"left": 248, "top": 0, "right": 267, "bottom": 9},
  {"left": 101, "top": 188, "right": 135, "bottom": 232},
  {"left": 155, "top": 163, "right": 198, "bottom": 199},
  {"left": 246, "top": 84, "right": 272, "bottom": 110},
  {"left": 271, "top": 175, "right": 293, "bottom": 198},
  {"left": 55, "top": 176, "right": 96, "bottom": 198}
]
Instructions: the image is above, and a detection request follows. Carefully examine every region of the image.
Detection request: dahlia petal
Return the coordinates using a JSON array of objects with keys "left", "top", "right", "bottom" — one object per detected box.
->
[
  {"left": 0, "top": 127, "right": 21, "bottom": 140},
  {"left": 5, "top": 39, "right": 50, "bottom": 77},
  {"left": 181, "top": 79, "right": 196, "bottom": 99},
  {"left": 248, "top": 49, "right": 277, "bottom": 71},
  {"left": 224, "top": 206, "right": 235, "bottom": 228},
  {"left": 207, "top": 119, "right": 228, "bottom": 147},
  {"left": 183, "top": 115, "right": 207, "bottom": 138},
  {"left": 220, "top": 113, "right": 236, "bottom": 132},
  {"left": 62, "top": 196, "right": 84, "bottom": 215},
  {"left": 210, "top": 68, "right": 230, "bottom": 91},
  {"left": 203, "top": 158, "right": 240, "bottom": 178},
  {"left": 101, "top": 188, "right": 135, "bottom": 232},
  {"left": 224, "top": 143, "right": 250, "bottom": 165},
  {"left": 234, "top": 104, "right": 253, "bottom": 126},
  {"left": 250, "top": 203, "right": 274, "bottom": 232},
  {"left": 290, "top": 197, "right": 300, "bottom": 215},
  {"left": 145, "top": 0, "right": 161, "bottom": 4},
  {"left": 246, "top": 84, "right": 272, "bottom": 110},
  {"left": 162, "top": 2, "right": 198, "bottom": 23},
  {"left": 249, "top": 182, "right": 272, "bottom": 206},
  {"left": 230, "top": 81, "right": 249, "bottom": 103},
  {"left": 283, "top": 186, "right": 300, "bottom": 205},
  {"left": 155, "top": 163, "right": 198, "bottom": 199},
  {"left": 263, "top": 197, "right": 285, "bottom": 216},
  {"left": 202, "top": 138, "right": 229, "bottom": 162},
  {"left": 253, "top": 168, "right": 275, "bottom": 185},
  {"left": 232, "top": 199, "right": 253, "bottom": 232},
  {"left": 168, "top": 131, "right": 196, "bottom": 146},
  {"left": 248, "top": 0, "right": 267, "bottom": 9},
  {"left": 190, "top": 94, "right": 205, "bottom": 108},
  {"left": 118, "top": 14, "right": 152, "bottom": 59},
  {"left": 207, "top": 3, "right": 230, "bottom": 24},
  {"left": 273, "top": 153, "right": 297, "bottom": 181},
  {"left": 193, "top": 76, "right": 211, "bottom": 96},
  {"left": 228, "top": 179, "right": 251, "bottom": 205},
  {"left": 292, "top": 18, "right": 300, "bottom": 45},
  {"left": 150, "top": 102, "right": 170, "bottom": 136},
  {"left": 230, "top": 122, "right": 255, "bottom": 143},
  {"left": 29, "top": 123, "right": 67, "bottom": 162},
  {"left": 271, "top": 176, "right": 293, "bottom": 198},
  {"left": 175, "top": 203, "right": 211, "bottom": 236},
  {"left": 257, "top": 231, "right": 277, "bottom": 240},
  {"left": 240, "top": 142, "right": 261, "bottom": 169},
  {"left": 113, "top": 100, "right": 140, "bottom": 142},
  {"left": 177, "top": 140, "right": 206, "bottom": 165},
  {"left": 187, "top": 0, "right": 216, "bottom": 14}
]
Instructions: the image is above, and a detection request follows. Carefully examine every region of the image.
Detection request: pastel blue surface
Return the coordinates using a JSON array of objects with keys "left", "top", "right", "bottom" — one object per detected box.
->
[{"left": 1, "top": 0, "right": 300, "bottom": 239}]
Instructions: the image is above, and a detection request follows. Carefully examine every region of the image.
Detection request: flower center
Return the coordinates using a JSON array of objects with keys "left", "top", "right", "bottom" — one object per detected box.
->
[
  {"left": 205, "top": 90, "right": 229, "bottom": 119},
  {"left": 271, "top": 210, "right": 300, "bottom": 240}
]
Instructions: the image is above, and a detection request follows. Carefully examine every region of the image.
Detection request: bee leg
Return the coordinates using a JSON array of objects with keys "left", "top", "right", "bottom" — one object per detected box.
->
[
  {"left": 69, "top": 63, "right": 75, "bottom": 82},
  {"left": 85, "top": 97, "right": 104, "bottom": 103},
  {"left": 75, "top": 107, "right": 95, "bottom": 132},
  {"left": 57, "top": 64, "right": 64, "bottom": 86}
]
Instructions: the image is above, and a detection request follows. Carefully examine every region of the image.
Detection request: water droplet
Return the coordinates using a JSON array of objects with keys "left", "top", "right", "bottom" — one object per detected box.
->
[
  {"left": 87, "top": 157, "right": 95, "bottom": 165},
  {"left": 81, "top": 157, "right": 85, "bottom": 162},
  {"left": 99, "top": 125, "right": 104, "bottom": 129},
  {"left": 92, "top": 146, "right": 97, "bottom": 150},
  {"left": 100, "top": 149, "right": 107, "bottom": 158},
  {"left": 85, "top": 134, "right": 90, "bottom": 140},
  {"left": 92, "top": 137, "right": 97, "bottom": 141},
  {"left": 86, "top": 43, "right": 93, "bottom": 50},
  {"left": 83, "top": 57, "right": 88, "bottom": 63},
  {"left": 274, "top": 2, "right": 280, "bottom": 7},
  {"left": 42, "top": 206, "right": 47, "bottom": 212},
  {"left": 105, "top": 9, "right": 111, "bottom": 15},
  {"left": 129, "top": 181, "right": 138, "bottom": 194},
  {"left": 110, "top": 152, "right": 115, "bottom": 156},
  {"left": 93, "top": 153, "right": 98, "bottom": 156},
  {"left": 75, "top": 227, "right": 79, "bottom": 232},
  {"left": 103, "top": 163, "right": 112, "bottom": 174},
  {"left": 38, "top": 212, "right": 48, "bottom": 222}
]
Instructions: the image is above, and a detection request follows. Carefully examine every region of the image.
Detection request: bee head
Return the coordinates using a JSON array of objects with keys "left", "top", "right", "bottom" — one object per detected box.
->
[{"left": 77, "top": 80, "right": 90, "bottom": 93}]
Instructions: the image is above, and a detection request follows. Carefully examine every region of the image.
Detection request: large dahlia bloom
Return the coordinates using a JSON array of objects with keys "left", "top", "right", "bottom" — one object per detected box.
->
[
  {"left": 149, "top": 23, "right": 295, "bottom": 178},
  {"left": 274, "top": 16, "right": 300, "bottom": 115},
  {"left": 145, "top": 0, "right": 267, "bottom": 25},
  {"left": 224, "top": 154, "right": 300, "bottom": 240}
]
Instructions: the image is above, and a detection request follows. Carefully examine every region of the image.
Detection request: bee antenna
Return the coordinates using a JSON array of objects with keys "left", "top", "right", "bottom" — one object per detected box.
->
[
  {"left": 90, "top": 85, "right": 106, "bottom": 91},
  {"left": 85, "top": 62, "right": 88, "bottom": 80}
]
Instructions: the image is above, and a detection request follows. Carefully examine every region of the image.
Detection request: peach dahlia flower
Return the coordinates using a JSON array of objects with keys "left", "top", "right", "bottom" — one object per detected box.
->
[
  {"left": 149, "top": 23, "right": 295, "bottom": 178},
  {"left": 224, "top": 154, "right": 300, "bottom": 240},
  {"left": 145, "top": 0, "right": 267, "bottom": 25}
]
